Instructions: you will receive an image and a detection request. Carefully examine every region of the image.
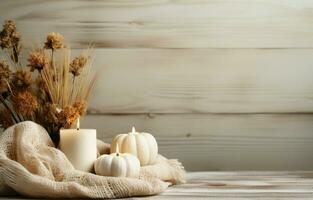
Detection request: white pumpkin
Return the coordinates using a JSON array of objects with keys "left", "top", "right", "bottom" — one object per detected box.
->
[
  {"left": 94, "top": 145, "right": 140, "bottom": 178},
  {"left": 111, "top": 127, "right": 158, "bottom": 166}
]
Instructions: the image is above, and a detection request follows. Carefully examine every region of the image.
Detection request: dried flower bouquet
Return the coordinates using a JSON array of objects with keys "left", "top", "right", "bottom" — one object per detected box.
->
[{"left": 0, "top": 20, "right": 96, "bottom": 145}]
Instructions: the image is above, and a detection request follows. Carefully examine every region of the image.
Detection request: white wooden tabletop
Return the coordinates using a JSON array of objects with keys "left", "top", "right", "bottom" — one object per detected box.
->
[
  {"left": 2, "top": 171, "right": 313, "bottom": 199},
  {"left": 134, "top": 171, "right": 313, "bottom": 199},
  {"left": 133, "top": 171, "right": 313, "bottom": 199}
]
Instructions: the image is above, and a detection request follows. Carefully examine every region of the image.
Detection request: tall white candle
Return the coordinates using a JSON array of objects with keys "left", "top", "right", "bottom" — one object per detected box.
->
[{"left": 59, "top": 119, "right": 97, "bottom": 172}]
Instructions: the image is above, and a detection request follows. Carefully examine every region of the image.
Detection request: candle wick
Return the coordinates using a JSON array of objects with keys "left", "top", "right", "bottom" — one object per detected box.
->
[
  {"left": 76, "top": 118, "right": 80, "bottom": 130},
  {"left": 116, "top": 153, "right": 119, "bottom": 156}
]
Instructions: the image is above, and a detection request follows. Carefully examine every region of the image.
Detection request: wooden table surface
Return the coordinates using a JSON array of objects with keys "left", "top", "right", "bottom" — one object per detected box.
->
[
  {"left": 2, "top": 171, "right": 313, "bottom": 199},
  {"left": 138, "top": 171, "right": 313, "bottom": 199}
]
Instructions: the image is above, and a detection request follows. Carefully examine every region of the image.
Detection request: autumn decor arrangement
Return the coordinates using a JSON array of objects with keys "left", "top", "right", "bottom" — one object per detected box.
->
[
  {"left": 0, "top": 20, "right": 96, "bottom": 145},
  {"left": 0, "top": 20, "right": 185, "bottom": 199}
]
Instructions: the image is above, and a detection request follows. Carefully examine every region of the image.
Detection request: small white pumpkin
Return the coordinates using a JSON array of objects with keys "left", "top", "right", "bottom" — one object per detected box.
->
[
  {"left": 111, "top": 127, "right": 158, "bottom": 166},
  {"left": 94, "top": 144, "right": 140, "bottom": 178}
]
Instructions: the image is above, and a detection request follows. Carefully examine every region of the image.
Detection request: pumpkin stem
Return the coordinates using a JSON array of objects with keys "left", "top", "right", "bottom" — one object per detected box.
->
[
  {"left": 130, "top": 126, "right": 136, "bottom": 134},
  {"left": 116, "top": 143, "right": 120, "bottom": 155}
]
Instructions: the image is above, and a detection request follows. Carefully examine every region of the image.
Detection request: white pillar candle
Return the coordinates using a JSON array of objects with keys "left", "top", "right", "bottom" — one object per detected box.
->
[{"left": 59, "top": 120, "right": 97, "bottom": 172}]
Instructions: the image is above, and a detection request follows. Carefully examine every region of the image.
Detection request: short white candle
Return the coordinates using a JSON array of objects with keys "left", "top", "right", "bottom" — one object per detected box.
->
[{"left": 59, "top": 119, "right": 97, "bottom": 172}]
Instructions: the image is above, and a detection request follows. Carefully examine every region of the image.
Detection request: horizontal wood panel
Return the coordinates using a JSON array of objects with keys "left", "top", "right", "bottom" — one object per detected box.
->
[
  {"left": 82, "top": 114, "right": 313, "bottom": 171},
  {"left": 81, "top": 48, "right": 313, "bottom": 114},
  {"left": 1, "top": 0, "right": 313, "bottom": 48}
]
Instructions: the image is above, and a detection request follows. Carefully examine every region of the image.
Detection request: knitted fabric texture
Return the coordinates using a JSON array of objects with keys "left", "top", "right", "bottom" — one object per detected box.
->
[{"left": 0, "top": 121, "right": 185, "bottom": 198}]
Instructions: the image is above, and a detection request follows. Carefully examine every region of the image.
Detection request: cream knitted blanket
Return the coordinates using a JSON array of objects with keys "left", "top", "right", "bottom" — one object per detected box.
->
[{"left": 0, "top": 121, "right": 185, "bottom": 198}]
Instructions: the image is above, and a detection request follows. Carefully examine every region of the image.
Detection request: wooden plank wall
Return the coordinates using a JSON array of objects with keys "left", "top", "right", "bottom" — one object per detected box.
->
[{"left": 1, "top": 0, "right": 313, "bottom": 171}]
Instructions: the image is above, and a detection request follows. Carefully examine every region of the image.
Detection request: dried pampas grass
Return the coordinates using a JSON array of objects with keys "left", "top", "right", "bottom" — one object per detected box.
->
[{"left": 40, "top": 48, "right": 96, "bottom": 109}]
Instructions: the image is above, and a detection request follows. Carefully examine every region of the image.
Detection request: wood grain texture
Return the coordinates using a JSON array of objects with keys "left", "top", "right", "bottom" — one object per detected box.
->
[
  {"left": 3, "top": 171, "right": 313, "bottom": 199},
  {"left": 1, "top": 0, "right": 313, "bottom": 48},
  {"left": 144, "top": 171, "right": 313, "bottom": 199},
  {"left": 83, "top": 48, "right": 313, "bottom": 114},
  {"left": 82, "top": 114, "right": 313, "bottom": 171}
]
